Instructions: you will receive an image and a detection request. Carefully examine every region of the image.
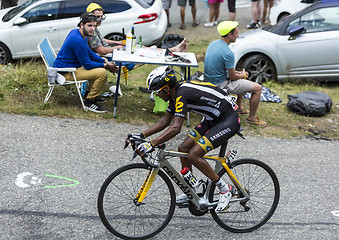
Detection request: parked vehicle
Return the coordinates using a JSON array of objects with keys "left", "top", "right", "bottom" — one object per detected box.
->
[
  {"left": 232, "top": 0, "right": 339, "bottom": 83},
  {"left": 0, "top": 0, "right": 167, "bottom": 64},
  {"left": 269, "top": 0, "right": 316, "bottom": 25}
]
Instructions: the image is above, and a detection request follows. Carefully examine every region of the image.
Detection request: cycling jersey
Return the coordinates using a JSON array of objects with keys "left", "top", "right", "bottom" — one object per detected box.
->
[
  {"left": 167, "top": 81, "right": 237, "bottom": 121},
  {"left": 167, "top": 80, "right": 240, "bottom": 153}
]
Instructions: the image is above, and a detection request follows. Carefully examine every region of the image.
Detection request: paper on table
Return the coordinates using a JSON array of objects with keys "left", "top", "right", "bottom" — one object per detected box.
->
[{"left": 135, "top": 46, "right": 162, "bottom": 58}]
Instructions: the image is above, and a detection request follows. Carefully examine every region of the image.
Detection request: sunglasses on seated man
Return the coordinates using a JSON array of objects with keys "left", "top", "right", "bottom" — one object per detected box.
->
[{"left": 95, "top": 14, "right": 106, "bottom": 21}]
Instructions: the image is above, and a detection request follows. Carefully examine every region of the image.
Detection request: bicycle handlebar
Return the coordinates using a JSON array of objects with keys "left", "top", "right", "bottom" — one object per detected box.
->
[{"left": 124, "top": 134, "right": 165, "bottom": 168}]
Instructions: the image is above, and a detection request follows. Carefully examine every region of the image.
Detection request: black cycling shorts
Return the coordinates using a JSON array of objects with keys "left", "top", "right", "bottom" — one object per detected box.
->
[{"left": 188, "top": 111, "right": 240, "bottom": 153}]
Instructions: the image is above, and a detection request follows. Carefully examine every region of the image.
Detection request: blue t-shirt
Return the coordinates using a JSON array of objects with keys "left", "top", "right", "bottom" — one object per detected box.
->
[
  {"left": 54, "top": 29, "right": 105, "bottom": 70},
  {"left": 204, "top": 39, "right": 234, "bottom": 85}
]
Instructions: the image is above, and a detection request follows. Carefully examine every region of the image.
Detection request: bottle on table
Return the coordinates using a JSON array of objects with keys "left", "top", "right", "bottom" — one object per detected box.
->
[
  {"left": 131, "top": 26, "right": 136, "bottom": 53},
  {"left": 125, "top": 30, "right": 132, "bottom": 54},
  {"left": 121, "top": 28, "right": 126, "bottom": 50}
]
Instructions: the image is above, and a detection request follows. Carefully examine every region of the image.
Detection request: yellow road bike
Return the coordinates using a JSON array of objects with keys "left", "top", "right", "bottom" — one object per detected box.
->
[{"left": 98, "top": 131, "right": 280, "bottom": 239}]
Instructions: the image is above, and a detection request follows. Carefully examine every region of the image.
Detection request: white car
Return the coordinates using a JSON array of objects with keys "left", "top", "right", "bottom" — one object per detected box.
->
[
  {"left": 232, "top": 0, "right": 339, "bottom": 83},
  {"left": 269, "top": 0, "right": 315, "bottom": 25},
  {"left": 0, "top": 0, "right": 167, "bottom": 64}
]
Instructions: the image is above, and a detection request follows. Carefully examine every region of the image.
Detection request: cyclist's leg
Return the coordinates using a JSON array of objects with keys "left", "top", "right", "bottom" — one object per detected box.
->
[
  {"left": 178, "top": 119, "right": 212, "bottom": 171},
  {"left": 178, "top": 136, "right": 195, "bottom": 170},
  {"left": 188, "top": 144, "right": 220, "bottom": 181},
  {"left": 189, "top": 112, "right": 240, "bottom": 211},
  {"left": 187, "top": 111, "right": 240, "bottom": 182}
]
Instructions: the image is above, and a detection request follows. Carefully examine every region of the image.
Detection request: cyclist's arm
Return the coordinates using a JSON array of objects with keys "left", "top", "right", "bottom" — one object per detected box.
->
[
  {"left": 142, "top": 112, "right": 173, "bottom": 138},
  {"left": 150, "top": 116, "right": 185, "bottom": 146},
  {"left": 228, "top": 68, "right": 248, "bottom": 80}
]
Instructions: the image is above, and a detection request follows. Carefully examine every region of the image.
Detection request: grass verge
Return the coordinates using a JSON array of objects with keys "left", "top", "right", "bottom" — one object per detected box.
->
[{"left": 0, "top": 57, "right": 338, "bottom": 140}]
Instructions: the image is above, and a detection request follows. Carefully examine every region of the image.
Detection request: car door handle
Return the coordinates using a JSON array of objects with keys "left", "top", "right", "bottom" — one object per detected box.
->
[{"left": 46, "top": 27, "right": 56, "bottom": 32}]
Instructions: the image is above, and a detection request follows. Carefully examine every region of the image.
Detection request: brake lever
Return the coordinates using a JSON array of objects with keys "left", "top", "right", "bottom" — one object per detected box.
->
[
  {"left": 132, "top": 150, "right": 138, "bottom": 160},
  {"left": 124, "top": 134, "right": 132, "bottom": 149},
  {"left": 124, "top": 138, "right": 130, "bottom": 149}
]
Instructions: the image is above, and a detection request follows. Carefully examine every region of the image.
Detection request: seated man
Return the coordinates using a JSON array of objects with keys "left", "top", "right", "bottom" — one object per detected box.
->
[
  {"left": 86, "top": 2, "right": 188, "bottom": 54},
  {"left": 204, "top": 21, "right": 266, "bottom": 126},
  {"left": 54, "top": 12, "right": 117, "bottom": 113},
  {"left": 134, "top": 66, "right": 240, "bottom": 212},
  {"left": 86, "top": 3, "right": 124, "bottom": 55}
]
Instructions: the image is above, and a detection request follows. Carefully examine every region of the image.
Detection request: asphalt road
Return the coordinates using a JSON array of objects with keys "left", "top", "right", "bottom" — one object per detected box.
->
[{"left": 1, "top": 112, "right": 338, "bottom": 239}]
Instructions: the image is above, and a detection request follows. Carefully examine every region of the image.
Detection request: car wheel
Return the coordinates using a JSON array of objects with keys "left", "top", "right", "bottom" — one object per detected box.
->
[
  {"left": 241, "top": 54, "right": 276, "bottom": 84},
  {"left": 0, "top": 43, "right": 11, "bottom": 65},
  {"left": 105, "top": 33, "right": 124, "bottom": 42}
]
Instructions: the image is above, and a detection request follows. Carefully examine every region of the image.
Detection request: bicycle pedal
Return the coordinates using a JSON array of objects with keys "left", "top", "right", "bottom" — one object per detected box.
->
[
  {"left": 177, "top": 203, "right": 189, "bottom": 208},
  {"left": 200, "top": 204, "right": 214, "bottom": 211}
]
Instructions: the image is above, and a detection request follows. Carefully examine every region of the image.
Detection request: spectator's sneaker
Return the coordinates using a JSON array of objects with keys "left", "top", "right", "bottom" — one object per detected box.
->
[
  {"left": 215, "top": 185, "right": 235, "bottom": 213},
  {"left": 176, "top": 194, "right": 190, "bottom": 204},
  {"left": 245, "top": 117, "right": 267, "bottom": 127},
  {"left": 84, "top": 99, "right": 107, "bottom": 113},
  {"left": 213, "top": 21, "right": 218, "bottom": 26},
  {"left": 247, "top": 22, "right": 259, "bottom": 29},
  {"left": 95, "top": 96, "right": 106, "bottom": 103},
  {"left": 204, "top": 22, "right": 214, "bottom": 27}
]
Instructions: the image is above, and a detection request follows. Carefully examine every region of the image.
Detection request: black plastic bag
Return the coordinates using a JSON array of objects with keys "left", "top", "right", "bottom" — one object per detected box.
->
[
  {"left": 287, "top": 91, "right": 332, "bottom": 117},
  {"left": 161, "top": 34, "right": 184, "bottom": 49}
]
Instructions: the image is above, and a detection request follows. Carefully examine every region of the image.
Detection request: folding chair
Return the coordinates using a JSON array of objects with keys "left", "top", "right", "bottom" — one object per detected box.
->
[{"left": 37, "top": 37, "right": 87, "bottom": 111}]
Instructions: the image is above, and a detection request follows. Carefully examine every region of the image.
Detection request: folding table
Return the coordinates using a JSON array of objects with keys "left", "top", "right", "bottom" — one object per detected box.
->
[{"left": 111, "top": 48, "right": 199, "bottom": 118}]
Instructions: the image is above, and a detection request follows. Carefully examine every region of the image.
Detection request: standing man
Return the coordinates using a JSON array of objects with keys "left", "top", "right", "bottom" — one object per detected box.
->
[
  {"left": 204, "top": 21, "right": 266, "bottom": 126},
  {"left": 162, "top": 0, "right": 172, "bottom": 27},
  {"left": 247, "top": 0, "right": 262, "bottom": 28},
  {"left": 54, "top": 12, "right": 117, "bottom": 113},
  {"left": 262, "top": 0, "right": 274, "bottom": 24},
  {"left": 228, "top": 0, "right": 236, "bottom": 21},
  {"left": 178, "top": 0, "right": 199, "bottom": 30}
]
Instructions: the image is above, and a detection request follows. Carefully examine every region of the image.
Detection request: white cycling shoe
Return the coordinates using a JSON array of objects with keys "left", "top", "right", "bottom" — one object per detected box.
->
[{"left": 215, "top": 185, "right": 235, "bottom": 213}]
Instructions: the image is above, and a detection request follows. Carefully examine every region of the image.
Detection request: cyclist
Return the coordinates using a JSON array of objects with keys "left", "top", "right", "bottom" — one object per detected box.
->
[{"left": 134, "top": 66, "right": 240, "bottom": 212}]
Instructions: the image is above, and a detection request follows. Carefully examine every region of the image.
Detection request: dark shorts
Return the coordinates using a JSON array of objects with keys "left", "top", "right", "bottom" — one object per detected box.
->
[
  {"left": 228, "top": 0, "right": 236, "bottom": 12},
  {"left": 188, "top": 111, "right": 240, "bottom": 153},
  {"left": 178, "top": 0, "right": 196, "bottom": 7}
]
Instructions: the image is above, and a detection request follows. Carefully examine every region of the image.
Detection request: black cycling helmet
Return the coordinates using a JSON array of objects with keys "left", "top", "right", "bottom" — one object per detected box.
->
[{"left": 146, "top": 66, "right": 177, "bottom": 91}]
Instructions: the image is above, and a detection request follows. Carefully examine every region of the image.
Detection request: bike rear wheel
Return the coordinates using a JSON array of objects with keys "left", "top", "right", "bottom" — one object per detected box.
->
[
  {"left": 209, "top": 158, "right": 280, "bottom": 233},
  {"left": 98, "top": 163, "right": 176, "bottom": 239}
]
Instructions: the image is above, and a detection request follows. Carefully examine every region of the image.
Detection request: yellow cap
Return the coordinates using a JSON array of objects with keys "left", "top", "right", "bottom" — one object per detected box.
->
[
  {"left": 217, "top": 21, "right": 239, "bottom": 36},
  {"left": 86, "top": 3, "right": 103, "bottom": 13}
]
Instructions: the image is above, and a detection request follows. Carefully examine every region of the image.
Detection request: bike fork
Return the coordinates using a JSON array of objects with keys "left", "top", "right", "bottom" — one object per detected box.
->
[{"left": 134, "top": 167, "right": 159, "bottom": 206}]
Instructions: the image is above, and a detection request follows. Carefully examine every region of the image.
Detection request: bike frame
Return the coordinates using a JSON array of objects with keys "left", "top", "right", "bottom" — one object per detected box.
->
[{"left": 135, "top": 148, "right": 250, "bottom": 210}]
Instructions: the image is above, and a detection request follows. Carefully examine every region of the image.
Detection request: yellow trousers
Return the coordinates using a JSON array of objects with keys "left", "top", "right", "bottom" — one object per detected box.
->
[{"left": 64, "top": 67, "right": 107, "bottom": 99}]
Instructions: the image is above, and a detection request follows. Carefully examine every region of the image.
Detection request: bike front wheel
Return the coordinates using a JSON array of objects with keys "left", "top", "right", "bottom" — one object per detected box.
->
[
  {"left": 98, "top": 163, "right": 176, "bottom": 239},
  {"left": 209, "top": 158, "right": 280, "bottom": 233}
]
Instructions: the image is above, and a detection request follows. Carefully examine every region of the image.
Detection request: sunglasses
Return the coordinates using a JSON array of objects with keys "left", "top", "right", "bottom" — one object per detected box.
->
[{"left": 95, "top": 14, "right": 106, "bottom": 21}]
